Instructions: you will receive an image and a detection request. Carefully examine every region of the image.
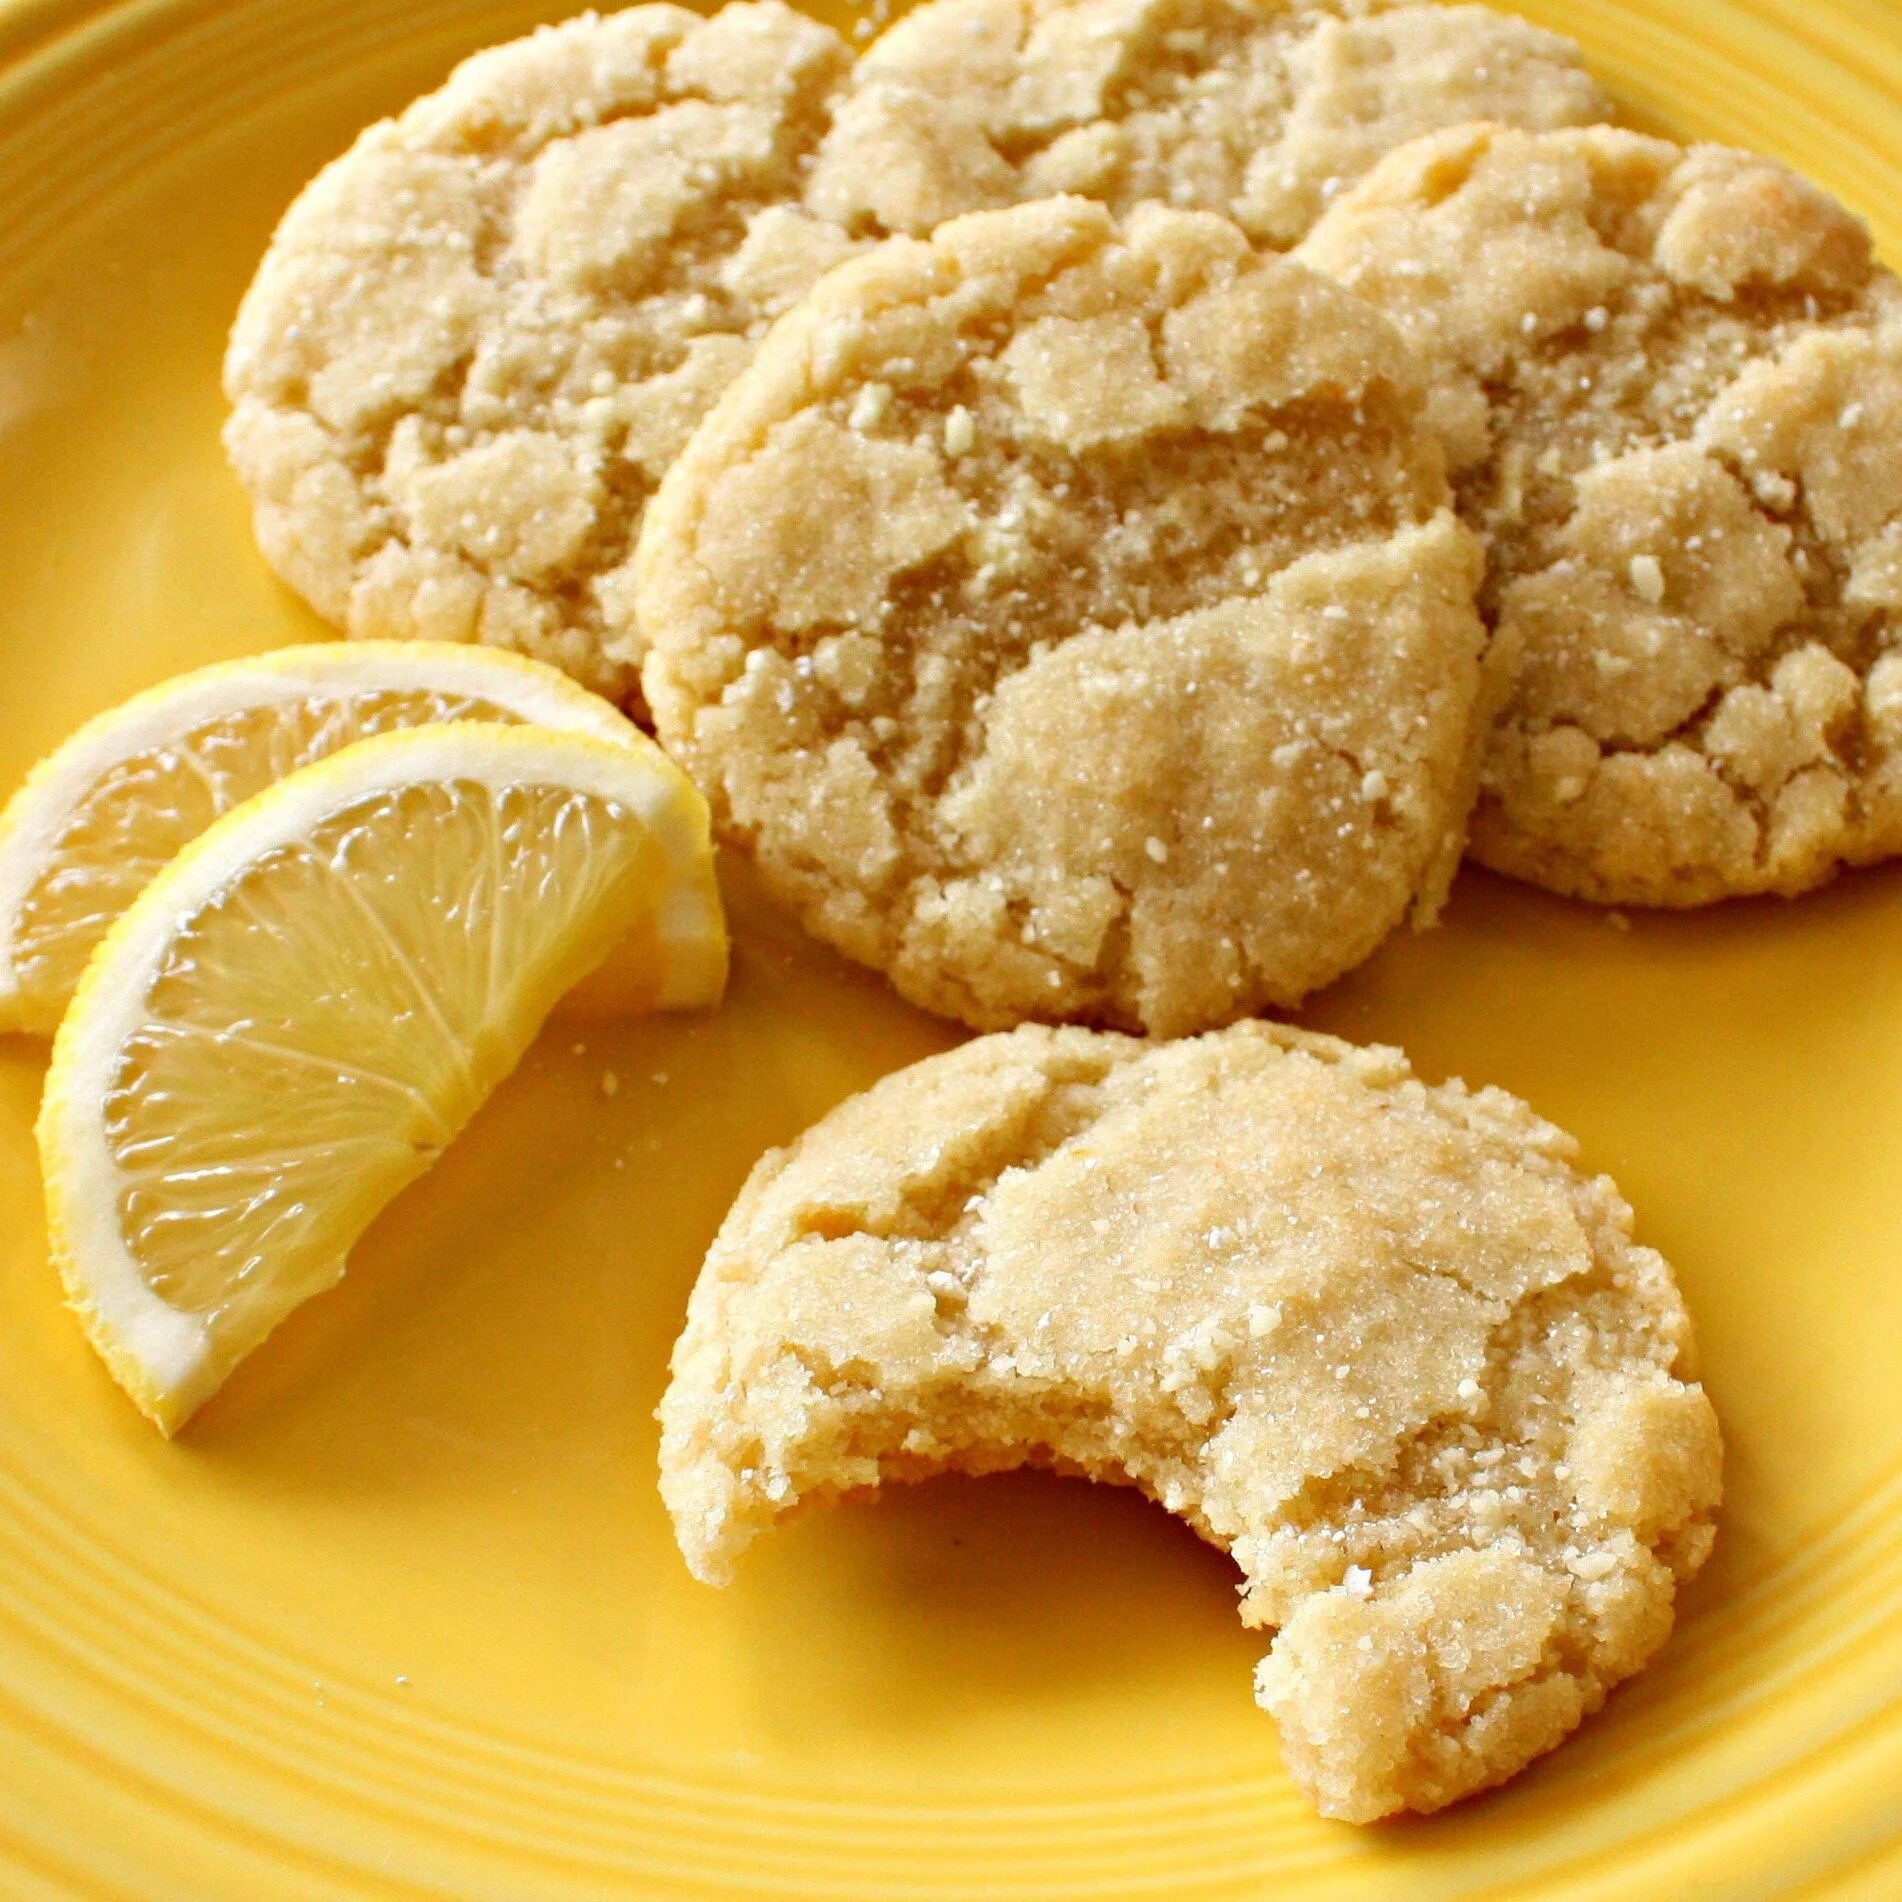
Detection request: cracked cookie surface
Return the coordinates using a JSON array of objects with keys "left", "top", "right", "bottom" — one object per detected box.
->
[
  {"left": 808, "top": 0, "right": 1608, "bottom": 247},
  {"left": 659, "top": 1019, "right": 1722, "bottom": 1822},
  {"left": 637, "top": 196, "right": 1488, "bottom": 1035},
  {"left": 1299, "top": 122, "right": 1902, "bottom": 904},
  {"left": 223, "top": 2, "right": 862, "bottom": 706}
]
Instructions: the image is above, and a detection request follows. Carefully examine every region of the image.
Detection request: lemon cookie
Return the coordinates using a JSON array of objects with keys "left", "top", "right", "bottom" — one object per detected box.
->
[
  {"left": 659, "top": 1020, "right": 1721, "bottom": 1822},
  {"left": 809, "top": 0, "right": 1608, "bottom": 247},
  {"left": 1299, "top": 123, "right": 1902, "bottom": 904},
  {"left": 638, "top": 196, "right": 1489, "bottom": 1035},
  {"left": 224, "top": 2, "right": 862, "bottom": 704}
]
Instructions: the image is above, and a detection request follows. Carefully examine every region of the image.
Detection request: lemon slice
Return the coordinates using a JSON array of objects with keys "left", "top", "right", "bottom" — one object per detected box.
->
[
  {"left": 38, "top": 722, "right": 724, "bottom": 1432},
  {"left": 0, "top": 642, "right": 642, "bottom": 1034}
]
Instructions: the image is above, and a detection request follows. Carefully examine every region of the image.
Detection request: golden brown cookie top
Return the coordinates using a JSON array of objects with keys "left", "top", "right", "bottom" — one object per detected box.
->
[
  {"left": 809, "top": 0, "right": 1608, "bottom": 245},
  {"left": 224, "top": 2, "right": 860, "bottom": 705},
  {"left": 638, "top": 195, "right": 1490, "bottom": 1035},
  {"left": 1300, "top": 122, "right": 1902, "bottom": 903},
  {"left": 658, "top": 1020, "right": 1722, "bottom": 1821}
]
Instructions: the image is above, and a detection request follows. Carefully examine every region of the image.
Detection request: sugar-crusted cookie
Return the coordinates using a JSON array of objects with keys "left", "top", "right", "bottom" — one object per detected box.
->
[
  {"left": 638, "top": 195, "right": 1489, "bottom": 1036},
  {"left": 1299, "top": 122, "right": 1902, "bottom": 904},
  {"left": 659, "top": 1020, "right": 1722, "bottom": 1823},
  {"left": 809, "top": 0, "right": 1609, "bottom": 247},
  {"left": 224, "top": 3, "right": 862, "bottom": 705}
]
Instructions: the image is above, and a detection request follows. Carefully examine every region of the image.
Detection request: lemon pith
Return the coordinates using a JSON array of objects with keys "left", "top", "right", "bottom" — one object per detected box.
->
[{"left": 37, "top": 722, "right": 724, "bottom": 1432}]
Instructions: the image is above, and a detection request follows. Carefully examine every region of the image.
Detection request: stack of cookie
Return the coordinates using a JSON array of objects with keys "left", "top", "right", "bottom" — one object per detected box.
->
[
  {"left": 225, "top": 0, "right": 1902, "bottom": 1015},
  {"left": 228, "top": 0, "right": 1902, "bottom": 1825}
]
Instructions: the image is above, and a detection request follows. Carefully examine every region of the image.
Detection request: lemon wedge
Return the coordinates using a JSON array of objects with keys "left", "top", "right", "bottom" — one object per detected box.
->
[
  {"left": 37, "top": 722, "right": 724, "bottom": 1432},
  {"left": 0, "top": 642, "right": 642, "bottom": 1034}
]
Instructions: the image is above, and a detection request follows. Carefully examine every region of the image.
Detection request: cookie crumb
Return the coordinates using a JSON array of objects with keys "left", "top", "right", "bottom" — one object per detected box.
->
[
  {"left": 1627, "top": 554, "right": 1665, "bottom": 604},
  {"left": 849, "top": 382, "right": 891, "bottom": 432}
]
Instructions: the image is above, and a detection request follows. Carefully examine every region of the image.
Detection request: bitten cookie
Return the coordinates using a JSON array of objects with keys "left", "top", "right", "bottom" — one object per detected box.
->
[
  {"left": 1299, "top": 122, "right": 1902, "bottom": 904},
  {"left": 809, "top": 0, "right": 1609, "bottom": 246},
  {"left": 659, "top": 1021, "right": 1722, "bottom": 1823},
  {"left": 637, "top": 196, "right": 1491, "bottom": 1036},
  {"left": 223, "top": 3, "right": 862, "bottom": 705}
]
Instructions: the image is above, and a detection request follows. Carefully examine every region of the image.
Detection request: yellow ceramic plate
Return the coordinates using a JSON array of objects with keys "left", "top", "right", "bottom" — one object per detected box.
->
[{"left": 1, "top": 0, "right": 1900, "bottom": 1894}]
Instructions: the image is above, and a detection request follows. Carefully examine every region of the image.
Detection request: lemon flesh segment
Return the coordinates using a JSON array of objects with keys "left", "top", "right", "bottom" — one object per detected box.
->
[
  {"left": 0, "top": 641, "right": 642, "bottom": 1034},
  {"left": 38, "top": 723, "right": 722, "bottom": 1433}
]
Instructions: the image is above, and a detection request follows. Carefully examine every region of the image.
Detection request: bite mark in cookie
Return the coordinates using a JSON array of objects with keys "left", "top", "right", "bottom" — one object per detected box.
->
[{"left": 658, "top": 1021, "right": 1722, "bottom": 1822}]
